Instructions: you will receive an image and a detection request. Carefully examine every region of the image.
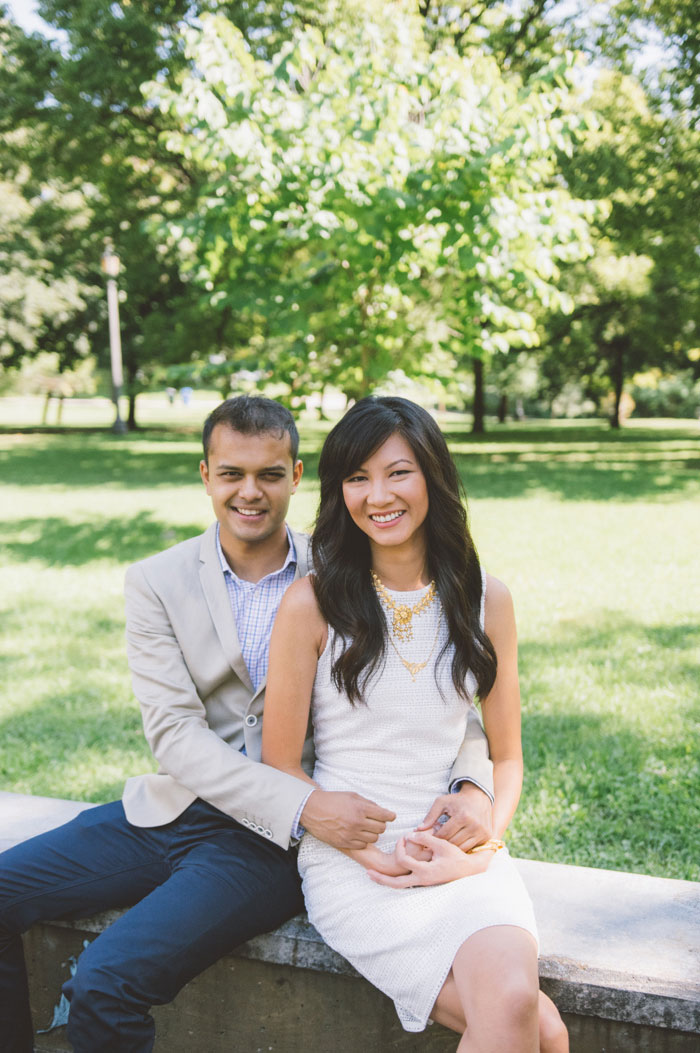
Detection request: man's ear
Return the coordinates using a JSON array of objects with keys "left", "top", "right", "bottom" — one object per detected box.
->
[
  {"left": 292, "top": 458, "right": 303, "bottom": 491},
  {"left": 199, "top": 458, "right": 210, "bottom": 490}
]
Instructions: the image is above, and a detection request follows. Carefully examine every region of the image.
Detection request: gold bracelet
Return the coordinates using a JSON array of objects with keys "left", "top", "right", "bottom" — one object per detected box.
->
[{"left": 466, "top": 839, "right": 505, "bottom": 854}]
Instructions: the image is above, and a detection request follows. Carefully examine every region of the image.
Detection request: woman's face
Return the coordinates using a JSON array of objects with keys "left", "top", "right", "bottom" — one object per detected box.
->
[{"left": 341, "top": 432, "right": 429, "bottom": 552}]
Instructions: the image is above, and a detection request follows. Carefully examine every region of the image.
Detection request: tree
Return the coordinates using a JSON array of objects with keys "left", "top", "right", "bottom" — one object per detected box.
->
[
  {"left": 545, "top": 67, "right": 700, "bottom": 425},
  {"left": 148, "top": 2, "right": 594, "bottom": 426}
]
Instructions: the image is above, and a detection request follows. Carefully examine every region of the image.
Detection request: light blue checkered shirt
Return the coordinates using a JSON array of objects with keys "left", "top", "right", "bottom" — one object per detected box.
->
[{"left": 215, "top": 524, "right": 297, "bottom": 692}]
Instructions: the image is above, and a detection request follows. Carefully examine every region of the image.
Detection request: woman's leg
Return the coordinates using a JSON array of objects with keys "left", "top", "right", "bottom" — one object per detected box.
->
[
  {"left": 430, "top": 925, "right": 542, "bottom": 1052},
  {"left": 433, "top": 977, "right": 568, "bottom": 1053}
]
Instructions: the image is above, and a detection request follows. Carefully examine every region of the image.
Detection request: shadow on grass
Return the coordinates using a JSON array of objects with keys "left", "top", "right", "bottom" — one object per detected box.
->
[
  {"left": 2, "top": 425, "right": 698, "bottom": 501},
  {"left": 454, "top": 448, "right": 700, "bottom": 501},
  {"left": 514, "top": 614, "right": 700, "bottom": 878},
  {"left": 0, "top": 513, "right": 204, "bottom": 566},
  {"left": 0, "top": 434, "right": 201, "bottom": 490},
  {"left": 0, "top": 690, "right": 152, "bottom": 804}
]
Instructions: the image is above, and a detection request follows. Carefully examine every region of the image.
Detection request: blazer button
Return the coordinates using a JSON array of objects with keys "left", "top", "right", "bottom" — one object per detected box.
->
[{"left": 245, "top": 714, "right": 258, "bottom": 727}]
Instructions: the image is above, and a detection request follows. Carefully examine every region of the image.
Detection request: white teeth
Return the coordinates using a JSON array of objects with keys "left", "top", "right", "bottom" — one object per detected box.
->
[
  {"left": 235, "top": 508, "right": 263, "bottom": 516},
  {"left": 370, "top": 511, "right": 404, "bottom": 523}
]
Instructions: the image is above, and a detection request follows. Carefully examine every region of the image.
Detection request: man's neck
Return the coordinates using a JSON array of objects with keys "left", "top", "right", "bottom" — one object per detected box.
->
[{"left": 219, "top": 525, "right": 291, "bottom": 583}]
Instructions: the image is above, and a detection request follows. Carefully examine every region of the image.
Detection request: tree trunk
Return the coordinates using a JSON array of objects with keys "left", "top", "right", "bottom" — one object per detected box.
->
[
  {"left": 127, "top": 391, "right": 138, "bottom": 430},
  {"left": 497, "top": 393, "right": 508, "bottom": 424},
  {"left": 42, "top": 393, "right": 51, "bottom": 425},
  {"left": 610, "top": 340, "right": 625, "bottom": 429},
  {"left": 472, "top": 357, "right": 485, "bottom": 435},
  {"left": 57, "top": 396, "right": 64, "bottom": 425}
]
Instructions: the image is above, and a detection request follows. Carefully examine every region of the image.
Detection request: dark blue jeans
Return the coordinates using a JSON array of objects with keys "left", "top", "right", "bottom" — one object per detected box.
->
[{"left": 0, "top": 798, "right": 303, "bottom": 1053}]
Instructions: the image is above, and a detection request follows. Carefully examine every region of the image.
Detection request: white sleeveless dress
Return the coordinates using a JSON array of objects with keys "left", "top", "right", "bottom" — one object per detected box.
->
[{"left": 298, "top": 579, "right": 538, "bottom": 1032}]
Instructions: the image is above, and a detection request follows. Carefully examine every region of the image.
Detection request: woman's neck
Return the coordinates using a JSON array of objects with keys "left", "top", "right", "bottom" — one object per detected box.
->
[{"left": 370, "top": 543, "right": 430, "bottom": 591}]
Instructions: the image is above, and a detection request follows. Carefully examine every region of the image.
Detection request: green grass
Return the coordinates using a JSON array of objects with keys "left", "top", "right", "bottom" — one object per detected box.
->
[{"left": 1, "top": 405, "right": 698, "bottom": 881}]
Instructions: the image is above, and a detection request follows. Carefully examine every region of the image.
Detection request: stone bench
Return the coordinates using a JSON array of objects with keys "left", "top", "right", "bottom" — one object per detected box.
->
[{"left": 2, "top": 791, "right": 698, "bottom": 1052}]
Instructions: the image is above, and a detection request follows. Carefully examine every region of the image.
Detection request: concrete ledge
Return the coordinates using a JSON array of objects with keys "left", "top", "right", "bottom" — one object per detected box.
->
[{"left": 3, "top": 792, "right": 699, "bottom": 1047}]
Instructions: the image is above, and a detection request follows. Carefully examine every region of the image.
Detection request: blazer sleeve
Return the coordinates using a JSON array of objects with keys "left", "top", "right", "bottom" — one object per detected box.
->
[
  {"left": 124, "top": 561, "right": 311, "bottom": 850},
  {"left": 448, "top": 706, "right": 494, "bottom": 801}
]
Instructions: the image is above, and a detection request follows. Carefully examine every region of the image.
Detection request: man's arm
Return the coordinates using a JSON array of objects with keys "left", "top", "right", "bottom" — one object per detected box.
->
[
  {"left": 124, "top": 562, "right": 311, "bottom": 850},
  {"left": 449, "top": 705, "right": 494, "bottom": 799},
  {"left": 415, "top": 706, "right": 494, "bottom": 850}
]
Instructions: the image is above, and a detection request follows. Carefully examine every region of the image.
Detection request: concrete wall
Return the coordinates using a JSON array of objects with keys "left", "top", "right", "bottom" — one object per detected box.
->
[{"left": 25, "top": 922, "right": 699, "bottom": 1053}]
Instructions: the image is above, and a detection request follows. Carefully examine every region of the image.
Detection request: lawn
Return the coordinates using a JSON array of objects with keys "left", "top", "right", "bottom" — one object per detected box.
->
[{"left": 1, "top": 400, "right": 698, "bottom": 881}]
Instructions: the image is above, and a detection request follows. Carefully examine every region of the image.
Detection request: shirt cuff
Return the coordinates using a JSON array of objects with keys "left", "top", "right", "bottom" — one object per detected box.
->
[
  {"left": 450, "top": 777, "right": 495, "bottom": 804},
  {"left": 291, "top": 789, "right": 314, "bottom": 842}
]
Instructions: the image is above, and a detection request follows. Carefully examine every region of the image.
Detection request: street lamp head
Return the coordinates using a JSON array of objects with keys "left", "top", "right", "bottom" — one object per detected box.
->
[{"left": 101, "top": 238, "right": 121, "bottom": 278}]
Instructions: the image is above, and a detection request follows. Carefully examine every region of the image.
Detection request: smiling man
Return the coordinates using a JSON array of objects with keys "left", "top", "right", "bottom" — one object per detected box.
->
[{"left": 0, "top": 396, "right": 494, "bottom": 1053}]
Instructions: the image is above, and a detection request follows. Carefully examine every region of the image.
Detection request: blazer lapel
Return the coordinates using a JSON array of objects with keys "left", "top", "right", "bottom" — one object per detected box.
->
[
  {"left": 290, "top": 527, "right": 312, "bottom": 579},
  {"left": 198, "top": 524, "right": 254, "bottom": 692}
]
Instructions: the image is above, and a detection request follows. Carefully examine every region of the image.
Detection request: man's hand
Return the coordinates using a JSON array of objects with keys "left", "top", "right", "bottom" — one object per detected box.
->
[
  {"left": 301, "top": 789, "right": 396, "bottom": 851},
  {"left": 416, "top": 782, "right": 493, "bottom": 851}
]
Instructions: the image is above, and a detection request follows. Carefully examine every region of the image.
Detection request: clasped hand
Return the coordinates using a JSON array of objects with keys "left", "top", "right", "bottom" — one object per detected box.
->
[{"left": 351, "top": 831, "right": 494, "bottom": 888}]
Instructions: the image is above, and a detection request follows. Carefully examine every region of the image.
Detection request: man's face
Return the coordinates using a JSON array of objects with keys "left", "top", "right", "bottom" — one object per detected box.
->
[{"left": 200, "top": 425, "right": 302, "bottom": 552}]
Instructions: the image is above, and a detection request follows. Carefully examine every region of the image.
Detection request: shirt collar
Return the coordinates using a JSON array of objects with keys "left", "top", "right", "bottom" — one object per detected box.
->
[{"left": 215, "top": 522, "right": 297, "bottom": 582}]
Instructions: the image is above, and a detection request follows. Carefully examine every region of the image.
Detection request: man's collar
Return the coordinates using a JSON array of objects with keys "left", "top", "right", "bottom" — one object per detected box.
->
[{"left": 215, "top": 522, "right": 297, "bottom": 581}]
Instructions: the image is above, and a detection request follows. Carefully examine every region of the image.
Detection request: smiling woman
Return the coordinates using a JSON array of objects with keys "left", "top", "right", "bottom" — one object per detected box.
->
[{"left": 262, "top": 396, "right": 569, "bottom": 1052}]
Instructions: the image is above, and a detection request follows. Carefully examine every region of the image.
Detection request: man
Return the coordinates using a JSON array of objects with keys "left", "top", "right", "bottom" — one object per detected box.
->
[{"left": 0, "top": 396, "right": 493, "bottom": 1052}]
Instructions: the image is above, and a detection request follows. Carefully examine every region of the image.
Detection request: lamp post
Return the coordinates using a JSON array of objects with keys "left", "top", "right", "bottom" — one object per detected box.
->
[{"left": 101, "top": 239, "right": 127, "bottom": 434}]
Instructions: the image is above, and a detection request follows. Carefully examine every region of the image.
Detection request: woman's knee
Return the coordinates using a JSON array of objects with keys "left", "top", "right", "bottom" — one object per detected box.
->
[
  {"left": 453, "top": 926, "right": 539, "bottom": 1030},
  {"left": 539, "top": 992, "right": 569, "bottom": 1053},
  {"left": 497, "top": 967, "right": 540, "bottom": 1028}
]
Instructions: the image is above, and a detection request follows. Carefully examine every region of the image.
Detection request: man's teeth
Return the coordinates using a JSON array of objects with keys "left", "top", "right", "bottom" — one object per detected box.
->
[
  {"left": 236, "top": 508, "right": 263, "bottom": 516},
  {"left": 371, "top": 511, "right": 404, "bottom": 523}
]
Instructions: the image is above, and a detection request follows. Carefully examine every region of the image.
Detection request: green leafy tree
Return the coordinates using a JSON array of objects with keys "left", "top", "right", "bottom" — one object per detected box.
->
[{"left": 148, "top": 2, "right": 594, "bottom": 426}]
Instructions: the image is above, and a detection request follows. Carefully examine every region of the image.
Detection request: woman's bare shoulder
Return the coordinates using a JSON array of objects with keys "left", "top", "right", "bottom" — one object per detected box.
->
[
  {"left": 483, "top": 573, "right": 515, "bottom": 635},
  {"left": 279, "top": 574, "right": 320, "bottom": 614},
  {"left": 277, "top": 575, "right": 326, "bottom": 640}
]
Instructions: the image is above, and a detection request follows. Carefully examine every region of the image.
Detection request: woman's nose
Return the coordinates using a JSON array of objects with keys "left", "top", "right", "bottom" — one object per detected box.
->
[{"left": 368, "top": 478, "right": 392, "bottom": 506}]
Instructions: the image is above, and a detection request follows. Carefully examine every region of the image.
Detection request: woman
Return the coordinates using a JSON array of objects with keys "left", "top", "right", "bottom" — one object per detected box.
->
[{"left": 262, "top": 397, "right": 567, "bottom": 1052}]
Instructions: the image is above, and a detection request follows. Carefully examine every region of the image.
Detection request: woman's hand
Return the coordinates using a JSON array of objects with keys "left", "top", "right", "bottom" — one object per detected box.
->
[
  {"left": 344, "top": 843, "right": 411, "bottom": 877},
  {"left": 366, "top": 830, "right": 496, "bottom": 888}
]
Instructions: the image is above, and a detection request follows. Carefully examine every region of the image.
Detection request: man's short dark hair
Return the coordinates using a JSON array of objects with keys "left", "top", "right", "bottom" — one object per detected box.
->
[{"left": 202, "top": 395, "right": 300, "bottom": 463}]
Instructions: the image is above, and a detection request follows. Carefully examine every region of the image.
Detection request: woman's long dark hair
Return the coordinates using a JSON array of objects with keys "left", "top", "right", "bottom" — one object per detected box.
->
[{"left": 312, "top": 396, "right": 497, "bottom": 705}]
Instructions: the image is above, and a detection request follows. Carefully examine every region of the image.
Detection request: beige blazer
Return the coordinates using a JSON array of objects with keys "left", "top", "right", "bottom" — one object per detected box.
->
[{"left": 123, "top": 523, "right": 493, "bottom": 851}]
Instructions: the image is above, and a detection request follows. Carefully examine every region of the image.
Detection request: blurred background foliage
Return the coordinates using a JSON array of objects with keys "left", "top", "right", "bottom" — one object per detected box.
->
[{"left": 0, "top": 0, "right": 699, "bottom": 431}]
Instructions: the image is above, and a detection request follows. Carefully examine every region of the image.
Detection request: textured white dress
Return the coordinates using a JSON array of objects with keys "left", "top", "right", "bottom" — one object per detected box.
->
[{"left": 298, "top": 579, "right": 538, "bottom": 1032}]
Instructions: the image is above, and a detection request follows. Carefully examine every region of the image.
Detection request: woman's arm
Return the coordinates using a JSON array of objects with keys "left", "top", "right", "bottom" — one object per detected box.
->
[
  {"left": 480, "top": 574, "right": 523, "bottom": 839},
  {"left": 262, "top": 576, "right": 324, "bottom": 787},
  {"left": 262, "top": 578, "right": 397, "bottom": 854}
]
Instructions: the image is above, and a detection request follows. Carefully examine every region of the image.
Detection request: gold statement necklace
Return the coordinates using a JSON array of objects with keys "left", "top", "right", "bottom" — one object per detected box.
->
[
  {"left": 370, "top": 570, "right": 437, "bottom": 642},
  {"left": 371, "top": 570, "right": 442, "bottom": 682}
]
